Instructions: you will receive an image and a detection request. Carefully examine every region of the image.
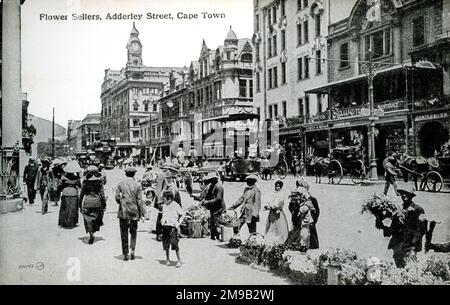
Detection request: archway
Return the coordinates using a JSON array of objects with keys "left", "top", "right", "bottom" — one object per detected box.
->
[{"left": 418, "top": 121, "right": 449, "bottom": 157}]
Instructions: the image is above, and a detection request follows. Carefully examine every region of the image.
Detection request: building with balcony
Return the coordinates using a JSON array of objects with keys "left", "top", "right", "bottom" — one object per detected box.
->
[
  {"left": 252, "top": 0, "right": 330, "bottom": 162},
  {"left": 100, "top": 23, "right": 184, "bottom": 159},
  {"left": 149, "top": 27, "right": 258, "bottom": 160},
  {"left": 304, "top": 0, "right": 449, "bottom": 174}
]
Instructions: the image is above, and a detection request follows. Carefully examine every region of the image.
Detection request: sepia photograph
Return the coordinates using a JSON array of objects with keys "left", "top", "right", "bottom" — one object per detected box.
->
[{"left": 1, "top": 0, "right": 449, "bottom": 292}]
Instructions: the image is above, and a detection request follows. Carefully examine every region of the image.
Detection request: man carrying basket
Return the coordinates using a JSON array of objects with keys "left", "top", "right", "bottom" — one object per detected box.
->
[{"left": 228, "top": 175, "right": 261, "bottom": 235}]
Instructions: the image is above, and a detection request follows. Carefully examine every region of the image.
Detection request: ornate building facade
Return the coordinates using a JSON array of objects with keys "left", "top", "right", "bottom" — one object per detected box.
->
[
  {"left": 304, "top": 0, "right": 449, "bottom": 175},
  {"left": 100, "top": 23, "right": 184, "bottom": 157},
  {"left": 145, "top": 27, "right": 257, "bottom": 160}
]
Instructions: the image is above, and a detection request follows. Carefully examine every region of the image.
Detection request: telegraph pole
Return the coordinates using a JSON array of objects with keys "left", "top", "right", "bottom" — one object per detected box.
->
[
  {"left": 367, "top": 49, "right": 378, "bottom": 180},
  {"left": 52, "top": 107, "right": 55, "bottom": 158}
]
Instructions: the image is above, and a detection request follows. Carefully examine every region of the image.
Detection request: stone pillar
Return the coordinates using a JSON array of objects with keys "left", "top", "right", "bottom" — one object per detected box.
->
[
  {"left": 2, "top": 0, "right": 23, "bottom": 149},
  {"left": 393, "top": 18, "right": 402, "bottom": 64}
]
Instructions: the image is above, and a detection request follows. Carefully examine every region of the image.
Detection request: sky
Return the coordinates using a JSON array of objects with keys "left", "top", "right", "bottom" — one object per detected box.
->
[{"left": 21, "top": 0, "right": 357, "bottom": 128}]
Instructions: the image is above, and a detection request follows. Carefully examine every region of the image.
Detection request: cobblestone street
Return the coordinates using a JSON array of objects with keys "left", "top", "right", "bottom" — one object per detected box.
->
[{"left": 1, "top": 168, "right": 449, "bottom": 284}]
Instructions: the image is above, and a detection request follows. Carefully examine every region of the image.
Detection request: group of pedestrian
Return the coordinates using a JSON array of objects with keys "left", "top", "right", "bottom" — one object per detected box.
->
[{"left": 24, "top": 157, "right": 108, "bottom": 244}]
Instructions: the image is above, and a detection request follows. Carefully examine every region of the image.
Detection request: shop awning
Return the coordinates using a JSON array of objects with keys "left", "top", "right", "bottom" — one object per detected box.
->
[
  {"left": 305, "top": 64, "right": 405, "bottom": 94},
  {"left": 200, "top": 112, "right": 259, "bottom": 123}
]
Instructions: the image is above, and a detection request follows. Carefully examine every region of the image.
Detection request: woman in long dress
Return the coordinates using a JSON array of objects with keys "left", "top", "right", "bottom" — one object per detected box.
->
[
  {"left": 58, "top": 161, "right": 81, "bottom": 228},
  {"left": 79, "top": 166, "right": 106, "bottom": 244},
  {"left": 264, "top": 180, "right": 289, "bottom": 244},
  {"left": 285, "top": 179, "right": 317, "bottom": 252}
]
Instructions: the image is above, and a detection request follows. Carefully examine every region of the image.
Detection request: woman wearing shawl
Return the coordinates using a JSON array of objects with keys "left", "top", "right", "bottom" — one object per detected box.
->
[
  {"left": 58, "top": 161, "right": 81, "bottom": 228},
  {"left": 285, "top": 179, "right": 319, "bottom": 252},
  {"left": 79, "top": 165, "right": 106, "bottom": 244}
]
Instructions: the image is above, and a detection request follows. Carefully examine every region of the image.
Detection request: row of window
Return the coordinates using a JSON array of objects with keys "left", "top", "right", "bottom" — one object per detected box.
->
[
  {"left": 264, "top": 94, "right": 326, "bottom": 121},
  {"left": 131, "top": 87, "right": 160, "bottom": 95}
]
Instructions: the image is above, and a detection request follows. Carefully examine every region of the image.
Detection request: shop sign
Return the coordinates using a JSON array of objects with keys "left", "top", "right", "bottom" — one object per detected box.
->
[
  {"left": 415, "top": 112, "right": 449, "bottom": 122},
  {"left": 280, "top": 128, "right": 302, "bottom": 136},
  {"left": 377, "top": 99, "right": 406, "bottom": 113},
  {"left": 305, "top": 124, "right": 328, "bottom": 131},
  {"left": 332, "top": 106, "right": 368, "bottom": 119},
  {"left": 333, "top": 121, "right": 351, "bottom": 128}
]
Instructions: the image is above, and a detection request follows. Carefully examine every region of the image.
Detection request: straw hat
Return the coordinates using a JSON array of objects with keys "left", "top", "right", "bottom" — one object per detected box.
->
[
  {"left": 246, "top": 174, "right": 258, "bottom": 181},
  {"left": 204, "top": 171, "right": 219, "bottom": 181},
  {"left": 63, "top": 160, "right": 82, "bottom": 173}
]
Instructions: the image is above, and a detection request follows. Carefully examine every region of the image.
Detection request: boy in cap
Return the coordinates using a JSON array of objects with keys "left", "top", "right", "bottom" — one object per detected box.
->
[
  {"left": 115, "top": 167, "right": 146, "bottom": 261},
  {"left": 161, "top": 190, "right": 184, "bottom": 267},
  {"left": 383, "top": 152, "right": 400, "bottom": 196},
  {"left": 229, "top": 175, "right": 261, "bottom": 234}
]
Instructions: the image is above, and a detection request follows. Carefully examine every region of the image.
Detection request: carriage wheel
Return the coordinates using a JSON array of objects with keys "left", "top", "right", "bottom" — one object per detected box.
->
[
  {"left": 351, "top": 160, "right": 366, "bottom": 184},
  {"left": 425, "top": 171, "right": 443, "bottom": 192},
  {"left": 275, "top": 160, "right": 288, "bottom": 180},
  {"left": 328, "top": 160, "right": 343, "bottom": 184}
]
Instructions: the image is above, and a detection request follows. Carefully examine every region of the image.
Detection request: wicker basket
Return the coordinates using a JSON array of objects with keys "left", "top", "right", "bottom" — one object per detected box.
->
[{"left": 220, "top": 209, "right": 240, "bottom": 227}]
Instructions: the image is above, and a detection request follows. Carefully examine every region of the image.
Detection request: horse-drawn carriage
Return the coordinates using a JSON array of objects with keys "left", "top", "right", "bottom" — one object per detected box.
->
[
  {"left": 399, "top": 155, "right": 450, "bottom": 192},
  {"left": 223, "top": 155, "right": 289, "bottom": 181},
  {"left": 311, "top": 146, "right": 366, "bottom": 184}
]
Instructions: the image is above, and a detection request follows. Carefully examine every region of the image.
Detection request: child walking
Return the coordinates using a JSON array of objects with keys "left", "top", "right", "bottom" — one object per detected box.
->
[{"left": 161, "top": 190, "right": 184, "bottom": 267}]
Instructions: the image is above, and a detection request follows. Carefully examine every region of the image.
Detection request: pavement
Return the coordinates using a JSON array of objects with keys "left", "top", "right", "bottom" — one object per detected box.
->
[{"left": 1, "top": 167, "right": 449, "bottom": 284}]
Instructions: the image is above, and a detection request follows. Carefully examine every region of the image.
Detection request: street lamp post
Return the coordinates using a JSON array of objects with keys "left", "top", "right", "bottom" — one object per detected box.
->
[{"left": 368, "top": 49, "right": 378, "bottom": 180}]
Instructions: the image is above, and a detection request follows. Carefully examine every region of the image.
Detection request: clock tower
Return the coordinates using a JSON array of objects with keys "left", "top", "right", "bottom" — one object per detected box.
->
[{"left": 127, "top": 22, "right": 143, "bottom": 66}]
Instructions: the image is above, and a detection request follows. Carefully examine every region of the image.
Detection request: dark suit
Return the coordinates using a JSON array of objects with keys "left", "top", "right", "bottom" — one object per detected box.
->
[
  {"left": 202, "top": 182, "right": 226, "bottom": 239},
  {"left": 23, "top": 163, "right": 39, "bottom": 204}
]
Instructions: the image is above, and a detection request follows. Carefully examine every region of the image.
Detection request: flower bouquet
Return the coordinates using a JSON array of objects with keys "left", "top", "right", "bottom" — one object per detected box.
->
[
  {"left": 260, "top": 244, "right": 286, "bottom": 271},
  {"left": 361, "top": 193, "right": 405, "bottom": 223}
]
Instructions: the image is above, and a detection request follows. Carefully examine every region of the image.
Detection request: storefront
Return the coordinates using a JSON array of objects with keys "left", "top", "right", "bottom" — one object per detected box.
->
[{"left": 414, "top": 111, "right": 450, "bottom": 158}]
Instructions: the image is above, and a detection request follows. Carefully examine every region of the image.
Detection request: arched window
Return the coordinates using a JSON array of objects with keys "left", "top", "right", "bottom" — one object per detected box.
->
[{"left": 241, "top": 53, "right": 253, "bottom": 62}]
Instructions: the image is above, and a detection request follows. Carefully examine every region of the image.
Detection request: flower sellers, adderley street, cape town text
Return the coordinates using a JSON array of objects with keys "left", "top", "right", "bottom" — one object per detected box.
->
[{"left": 38, "top": 12, "right": 226, "bottom": 22}]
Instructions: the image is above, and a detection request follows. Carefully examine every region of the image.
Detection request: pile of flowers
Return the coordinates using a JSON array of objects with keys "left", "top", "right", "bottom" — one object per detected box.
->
[
  {"left": 184, "top": 205, "right": 210, "bottom": 222},
  {"left": 361, "top": 193, "right": 405, "bottom": 222},
  {"left": 239, "top": 233, "right": 266, "bottom": 263},
  {"left": 381, "top": 254, "right": 450, "bottom": 285},
  {"left": 280, "top": 250, "right": 327, "bottom": 285}
]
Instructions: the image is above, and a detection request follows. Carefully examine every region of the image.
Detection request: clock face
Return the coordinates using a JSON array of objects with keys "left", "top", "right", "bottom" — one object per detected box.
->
[{"left": 131, "top": 42, "right": 140, "bottom": 52}]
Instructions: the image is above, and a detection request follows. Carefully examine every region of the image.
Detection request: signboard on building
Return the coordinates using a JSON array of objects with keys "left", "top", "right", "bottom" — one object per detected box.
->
[
  {"left": 332, "top": 106, "right": 368, "bottom": 119},
  {"left": 415, "top": 112, "right": 449, "bottom": 122}
]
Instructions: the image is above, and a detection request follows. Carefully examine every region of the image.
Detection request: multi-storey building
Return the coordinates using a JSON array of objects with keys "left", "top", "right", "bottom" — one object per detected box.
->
[
  {"left": 149, "top": 27, "right": 258, "bottom": 160},
  {"left": 100, "top": 23, "right": 184, "bottom": 158},
  {"left": 67, "top": 120, "right": 81, "bottom": 153},
  {"left": 252, "top": 0, "right": 330, "bottom": 162},
  {"left": 79, "top": 113, "right": 101, "bottom": 151},
  {"left": 304, "top": 0, "right": 449, "bottom": 175}
]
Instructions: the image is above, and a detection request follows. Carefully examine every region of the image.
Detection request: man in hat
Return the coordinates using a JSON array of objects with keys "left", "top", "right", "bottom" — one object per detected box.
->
[
  {"left": 200, "top": 172, "right": 225, "bottom": 240},
  {"left": 23, "top": 158, "right": 39, "bottom": 205},
  {"left": 229, "top": 175, "right": 261, "bottom": 234},
  {"left": 35, "top": 158, "right": 51, "bottom": 214},
  {"left": 115, "top": 167, "right": 146, "bottom": 261},
  {"left": 378, "top": 188, "right": 426, "bottom": 268},
  {"left": 163, "top": 171, "right": 181, "bottom": 207},
  {"left": 383, "top": 152, "right": 400, "bottom": 196}
]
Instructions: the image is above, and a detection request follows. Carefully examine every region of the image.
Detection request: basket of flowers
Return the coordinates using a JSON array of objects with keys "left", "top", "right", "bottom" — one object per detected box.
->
[
  {"left": 183, "top": 205, "right": 210, "bottom": 238},
  {"left": 239, "top": 233, "right": 265, "bottom": 263},
  {"left": 220, "top": 209, "right": 240, "bottom": 227},
  {"left": 361, "top": 193, "right": 405, "bottom": 222}
]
